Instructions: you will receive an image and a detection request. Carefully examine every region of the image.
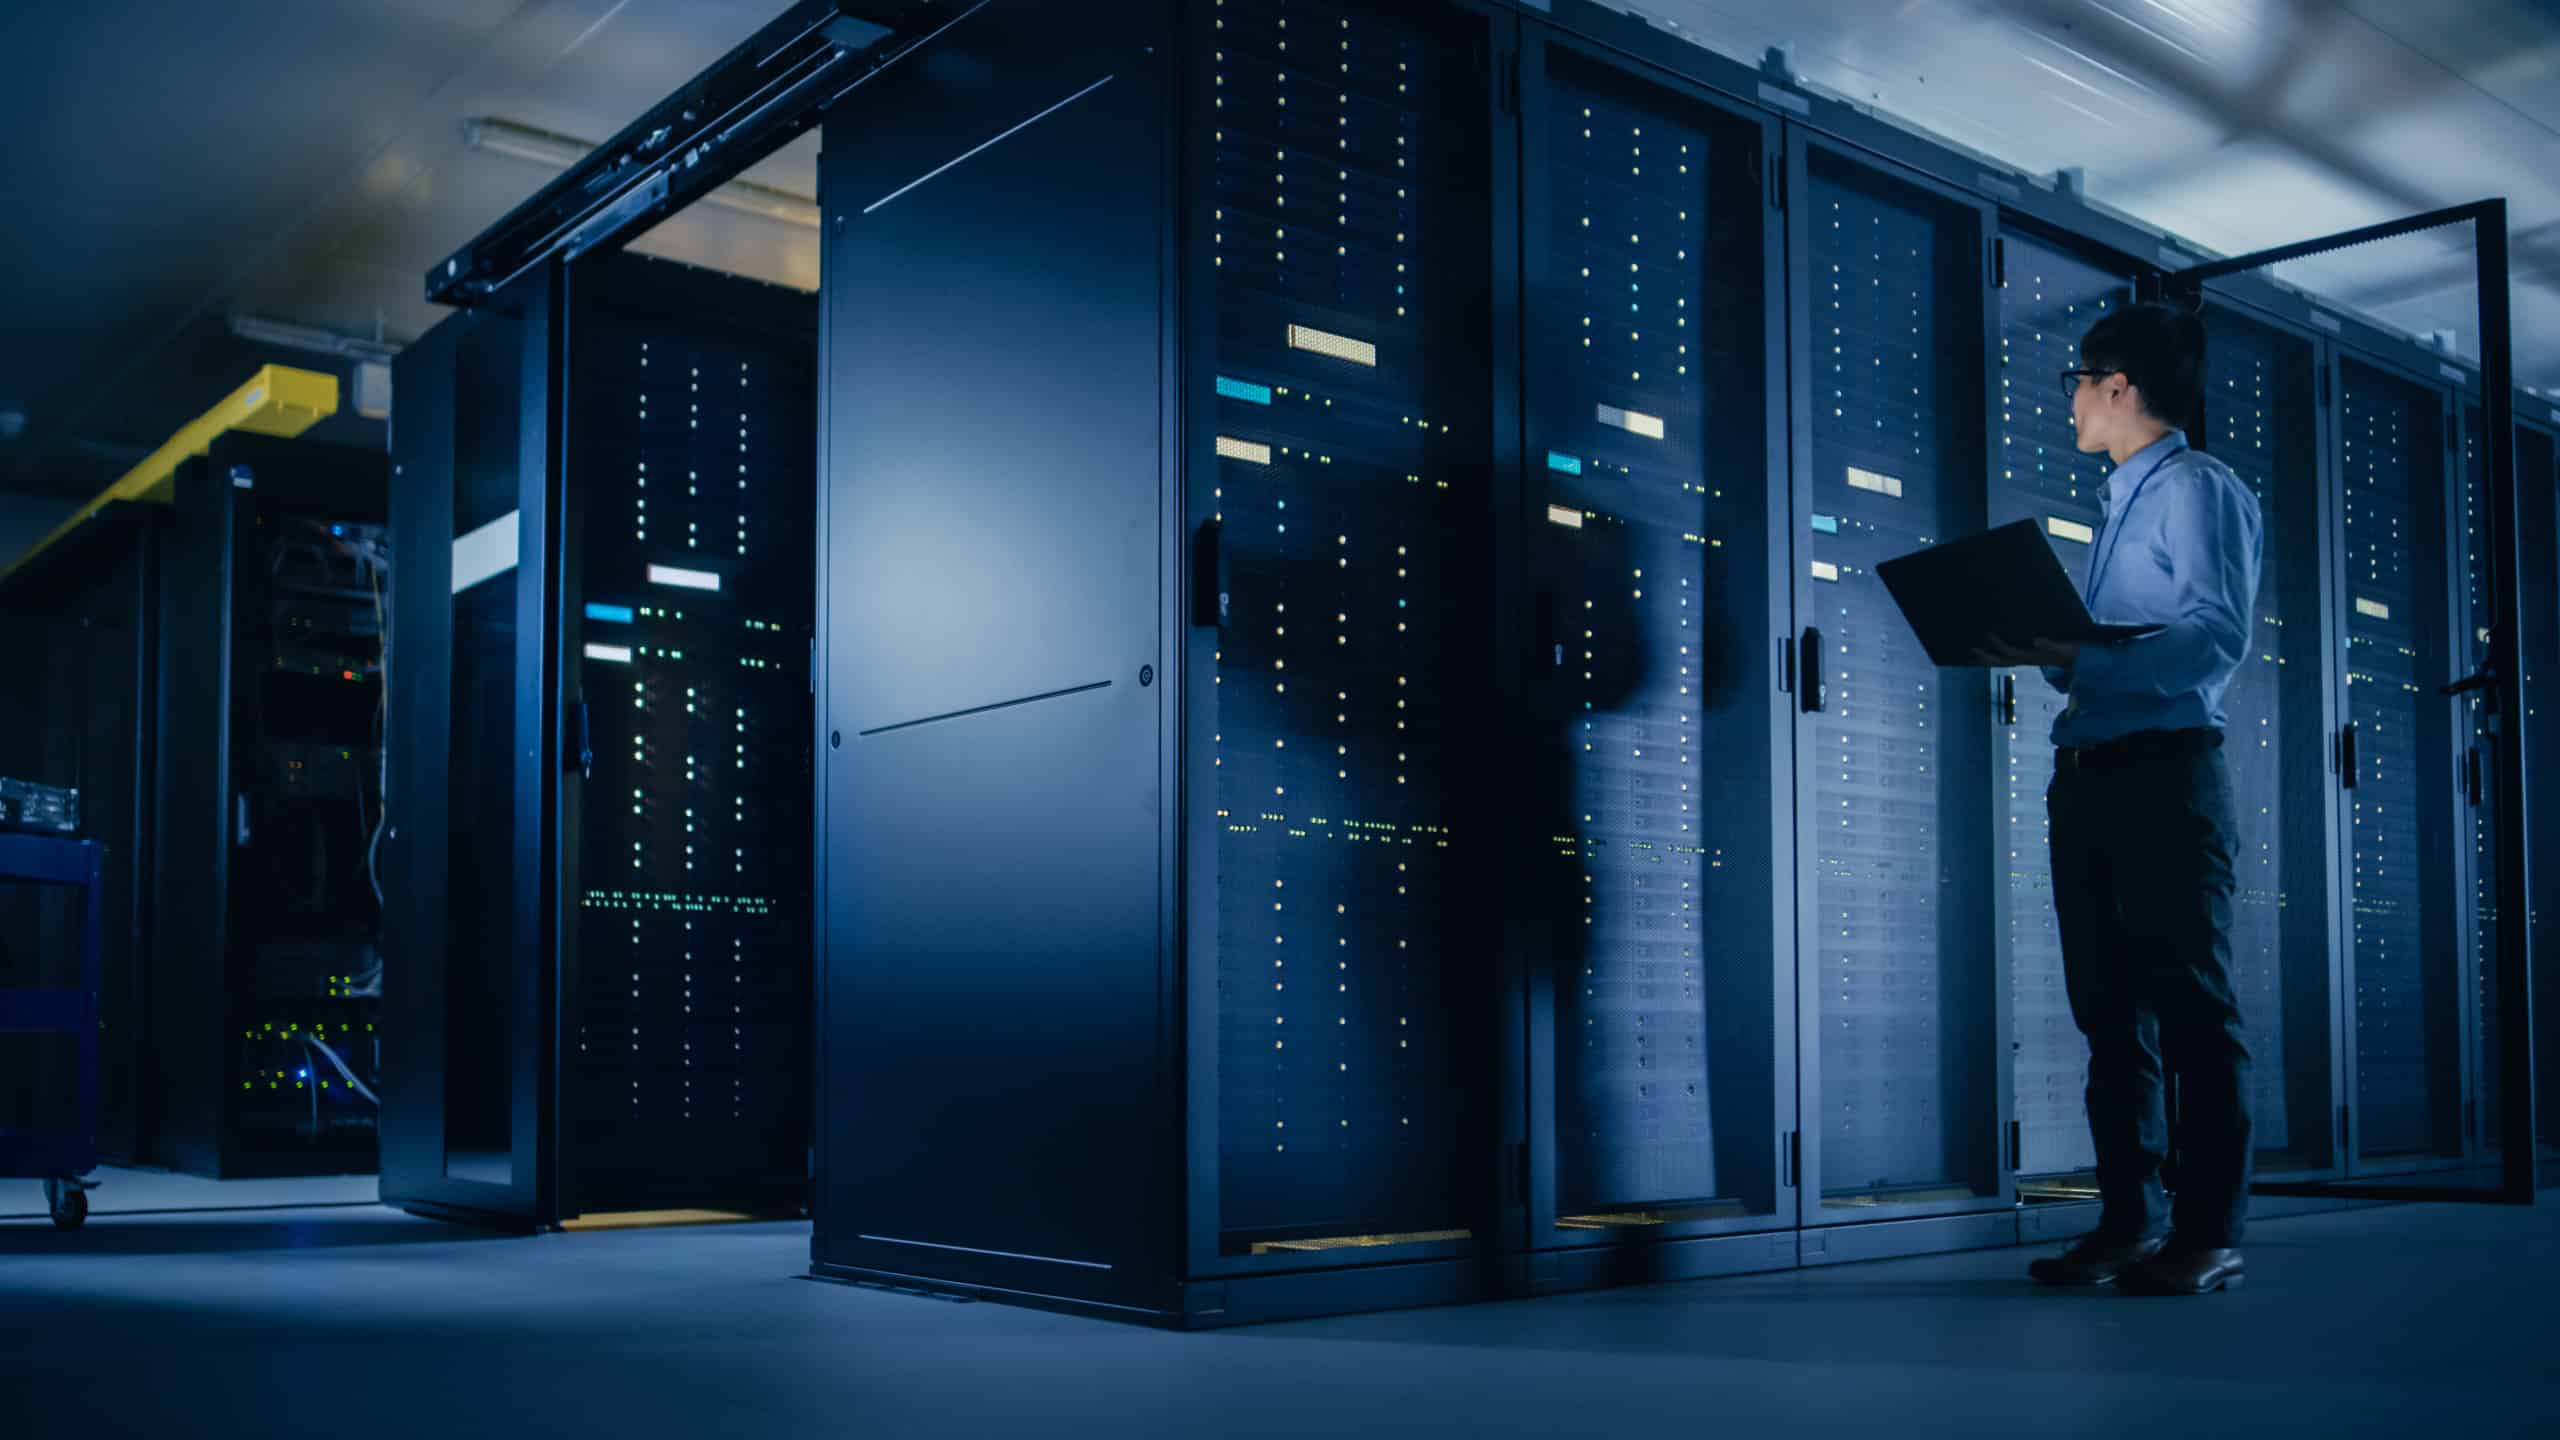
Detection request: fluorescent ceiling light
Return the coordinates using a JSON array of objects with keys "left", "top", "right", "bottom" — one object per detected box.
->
[{"left": 462, "top": 116, "right": 820, "bottom": 230}]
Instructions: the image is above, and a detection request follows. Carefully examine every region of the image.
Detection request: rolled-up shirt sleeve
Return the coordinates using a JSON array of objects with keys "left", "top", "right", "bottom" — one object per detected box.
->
[{"left": 2069, "top": 469, "right": 2258, "bottom": 702}]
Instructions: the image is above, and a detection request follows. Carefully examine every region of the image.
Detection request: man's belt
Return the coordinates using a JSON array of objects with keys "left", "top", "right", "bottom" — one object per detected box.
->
[{"left": 2054, "top": 727, "right": 2223, "bottom": 775}]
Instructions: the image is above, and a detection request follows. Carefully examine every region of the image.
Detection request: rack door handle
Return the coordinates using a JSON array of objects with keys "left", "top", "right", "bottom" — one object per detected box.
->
[
  {"left": 1799, "top": 628, "right": 1825, "bottom": 714},
  {"left": 1191, "top": 518, "right": 1225, "bottom": 628},
  {"left": 2339, "top": 721, "right": 2358, "bottom": 790}
]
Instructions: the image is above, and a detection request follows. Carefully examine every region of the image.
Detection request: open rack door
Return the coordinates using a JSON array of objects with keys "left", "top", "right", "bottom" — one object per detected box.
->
[
  {"left": 381, "top": 264, "right": 563, "bottom": 1229},
  {"left": 2154, "top": 200, "right": 2537, "bottom": 1205}
]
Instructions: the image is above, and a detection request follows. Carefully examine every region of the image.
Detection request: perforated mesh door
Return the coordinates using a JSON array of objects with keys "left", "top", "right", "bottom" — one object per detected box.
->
[
  {"left": 2338, "top": 358, "right": 2464, "bottom": 1167},
  {"left": 2199, "top": 306, "right": 2334, "bottom": 1173},
  {"left": 2458, "top": 405, "right": 2499, "bottom": 1150},
  {"left": 1206, "top": 0, "right": 1491, "bottom": 1251},
  {"left": 568, "top": 264, "right": 814, "bottom": 1210},
  {"left": 1992, "top": 238, "right": 2122, "bottom": 1179},
  {"left": 1803, "top": 152, "right": 1997, "bottom": 1208},
  {"left": 1534, "top": 52, "right": 1779, "bottom": 1228}
]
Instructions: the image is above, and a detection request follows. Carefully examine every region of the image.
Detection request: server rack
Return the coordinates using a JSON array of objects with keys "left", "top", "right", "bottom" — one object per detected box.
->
[
  {"left": 1508, "top": 24, "right": 1797, "bottom": 1290},
  {"left": 2463, "top": 402, "right": 2560, "bottom": 1176},
  {"left": 813, "top": 0, "right": 1513, "bottom": 1324},
  {"left": 1785, "top": 131, "right": 2012, "bottom": 1257},
  {"left": 2517, "top": 417, "right": 2560, "bottom": 1175},
  {"left": 0, "top": 508, "right": 160, "bottom": 1164},
  {"left": 383, "top": 251, "right": 815, "bottom": 1228},
  {"left": 138, "top": 434, "right": 388, "bottom": 1178},
  {"left": 2329, "top": 350, "right": 2468, "bottom": 1176},
  {"left": 1989, "top": 232, "right": 2125, "bottom": 1193},
  {"left": 2195, "top": 299, "right": 2344, "bottom": 1183}
]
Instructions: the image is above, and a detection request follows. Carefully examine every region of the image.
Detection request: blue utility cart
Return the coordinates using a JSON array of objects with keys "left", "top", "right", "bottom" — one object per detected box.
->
[{"left": 0, "top": 831, "right": 104, "bottom": 1228}]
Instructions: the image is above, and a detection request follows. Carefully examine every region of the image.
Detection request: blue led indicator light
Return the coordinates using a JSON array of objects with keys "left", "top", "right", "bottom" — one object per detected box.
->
[
  {"left": 1811, "top": 514, "right": 1839, "bottom": 534},
  {"left": 1547, "top": 452, "right": 1583, "bottom": 475},
  {"left": 1216, "top": 376, "right": 1274, "bottom": 405},
  {"left": 586, "top": 603, "right": 637, "bottom": 624}
]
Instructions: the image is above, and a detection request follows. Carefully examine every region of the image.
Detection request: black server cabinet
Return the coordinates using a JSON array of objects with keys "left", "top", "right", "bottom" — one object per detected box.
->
[
  {"left": 0, "top": 512, "right": 160, "bottom": 1163},
  {"left": 1510, "top": 29, "right": 1795, "bottom": 1279},
  {"left": 2458, "top": 398, "right": 2498, "bottom": 1155},
  {"left": 384, "top": 253, "right": 814, "bottom": 1228},
  {"left": 2196, "top": 302, "right": 2342, "bottom": 1181},
  {"left": 1989, "top": 234, "right": 2125, "bottom": 1188},
  {"left": 1785, "top": 134, "right": 2010, "bottom": 1239},
  {"left": 813, "top": 0, "right": 1509, "bottom": 1324},
  {"left": 2516, "top": 419, "right": 2560, "bottom": 1170},
  {"left": 2462, "top": 404, "right": 2559, "bottom": 1171},
  {"left": 151, "top": 434, "right": 389, "bottom": 1178},
  {"left": 2329, "top": 353, "right": 2467, "bottom": 1174}
]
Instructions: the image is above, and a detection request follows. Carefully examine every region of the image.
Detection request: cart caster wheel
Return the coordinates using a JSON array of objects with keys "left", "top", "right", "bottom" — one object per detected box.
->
[{"left": 43, "top": 1179, "right": 88, "bottom": 1231}]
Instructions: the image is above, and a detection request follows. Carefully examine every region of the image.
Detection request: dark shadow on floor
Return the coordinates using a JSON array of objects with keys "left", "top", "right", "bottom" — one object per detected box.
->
[{"left": 0, "top": 1207, "right": 514, "bottom": 1257}]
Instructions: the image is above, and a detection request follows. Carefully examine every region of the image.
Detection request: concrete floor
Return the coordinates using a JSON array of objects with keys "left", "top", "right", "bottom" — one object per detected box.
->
[
  {"left": 1, "top": 1200, "right": 2550, "bottom": 1438},
  {"left": 0, "top": 1165, "right": 377, "bottom": 1222}
]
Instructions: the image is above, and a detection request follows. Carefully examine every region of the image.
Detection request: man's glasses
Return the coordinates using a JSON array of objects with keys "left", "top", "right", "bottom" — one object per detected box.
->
[{"left": 2059, "top": 367, "right": 2121, "bottom": 399}]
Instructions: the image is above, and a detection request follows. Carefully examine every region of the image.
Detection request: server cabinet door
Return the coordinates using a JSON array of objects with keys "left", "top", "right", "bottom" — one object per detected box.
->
[
  {"left": 1990, "top": 236, "right": 2127, "bottom": 1193},
  {"left": 2329, "top": 354, "right": 2467, "bottom": 1178},
  {"left": 1516, "top": 33, "right": 1794, "bottom": 1255},
  {"left": 381, "top": 268, "right": 560, "bottom": 1227},
  {"left": 2197, "top": 304, "right": 2345, "bottom": 1184},
  {"left": 2518, "top": 422, "right": 2560, "bottom": 1179},
  {"left": 554, "top": 254, "right": 815, "bottom": 1219},
  {"left": 1186, "top": 0, "right": 1502, "bottom": 1280},
  {"left": 1788, "top": 136, "right": 2009, "bottom": 1226}
]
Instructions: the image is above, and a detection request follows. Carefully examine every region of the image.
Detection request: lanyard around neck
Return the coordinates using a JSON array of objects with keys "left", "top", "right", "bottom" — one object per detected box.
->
[{"left": 2086, "top": 440, "right": 2183, "bottom": 613}]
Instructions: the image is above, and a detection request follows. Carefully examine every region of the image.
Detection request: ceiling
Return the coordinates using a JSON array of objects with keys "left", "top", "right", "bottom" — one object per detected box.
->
[
  {"left": 1, "top": 0, "right": 2554, "bottom": 506},
  {"left": 1628, "top": 0, "right": 2560, "bottom": 384}
]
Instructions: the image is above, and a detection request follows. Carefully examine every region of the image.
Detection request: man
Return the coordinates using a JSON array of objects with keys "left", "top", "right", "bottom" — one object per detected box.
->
[{"left": 1974, "top": 299, "right": 2263, "bottom": 1296}]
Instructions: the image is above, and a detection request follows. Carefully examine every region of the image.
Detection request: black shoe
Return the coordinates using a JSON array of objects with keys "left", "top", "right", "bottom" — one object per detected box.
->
[
  {"left": 2119, "top": 1246, "right": 2244, "bottom": 1296},
  {"left": 2027, "top": 1231, "right": 2169, "bottom": 1287}
]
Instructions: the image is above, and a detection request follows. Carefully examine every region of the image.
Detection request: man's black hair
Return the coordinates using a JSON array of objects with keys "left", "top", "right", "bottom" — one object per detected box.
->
[{"left": 2081, "top": 299, "right": 2207, "bottom": 430}]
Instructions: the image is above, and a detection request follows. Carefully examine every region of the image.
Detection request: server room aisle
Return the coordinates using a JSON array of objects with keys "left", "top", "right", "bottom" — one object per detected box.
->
[{"left": 1, "top": 1201, "right": 2548, "bottom": 1437}]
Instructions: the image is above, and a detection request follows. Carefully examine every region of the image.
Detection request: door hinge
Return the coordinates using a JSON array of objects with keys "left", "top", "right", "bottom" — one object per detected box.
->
[
  {"left": 1991, "top": 235, "right": 2006, "bottom": 289},
  {"left": 2318, "top": 367, "right": 2332, "bottom": 407},
  {"left": 1778, "top": 633, "right": 1795, "bottom": 695},
  {"left": 1783, "top": 1130, "right": 1801, "bottom": 1188},
  {"left": 2007, "top": 1119, "right": 2023, "bottom": 1171},
  {"left": 1770, "top": 154, "right": 1787, "bottom": 213}
]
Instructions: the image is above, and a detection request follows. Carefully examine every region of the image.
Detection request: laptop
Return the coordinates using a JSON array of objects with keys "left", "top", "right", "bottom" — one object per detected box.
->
[{"left": 1874, "top": 518, "right": 2166, "bottom": 668}]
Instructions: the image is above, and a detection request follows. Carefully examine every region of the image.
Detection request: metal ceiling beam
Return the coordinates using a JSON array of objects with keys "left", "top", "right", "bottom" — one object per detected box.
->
[{"left": 426, "top": 0, "right": 964, "bottom": 307}]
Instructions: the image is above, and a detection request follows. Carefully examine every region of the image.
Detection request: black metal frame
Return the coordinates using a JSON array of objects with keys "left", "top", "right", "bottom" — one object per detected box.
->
[{"left": 382, "top": 266, "right": 564, "bottom": 1229}]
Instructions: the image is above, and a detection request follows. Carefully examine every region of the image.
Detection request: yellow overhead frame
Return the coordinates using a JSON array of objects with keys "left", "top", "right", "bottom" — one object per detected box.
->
[{"left": 0, "top": 364, "right": 340, "bottom": 584}]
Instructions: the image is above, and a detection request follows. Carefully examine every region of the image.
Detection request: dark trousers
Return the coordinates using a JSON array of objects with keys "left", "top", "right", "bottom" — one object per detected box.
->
[{"left": 2047, "top": 732, "right": 2253, "bottom": 1247}]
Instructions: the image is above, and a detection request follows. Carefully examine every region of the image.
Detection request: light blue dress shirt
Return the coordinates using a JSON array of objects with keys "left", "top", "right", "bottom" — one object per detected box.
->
[{"left": 2041, "top": 431, "right": 2265, "bottom": 748}]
